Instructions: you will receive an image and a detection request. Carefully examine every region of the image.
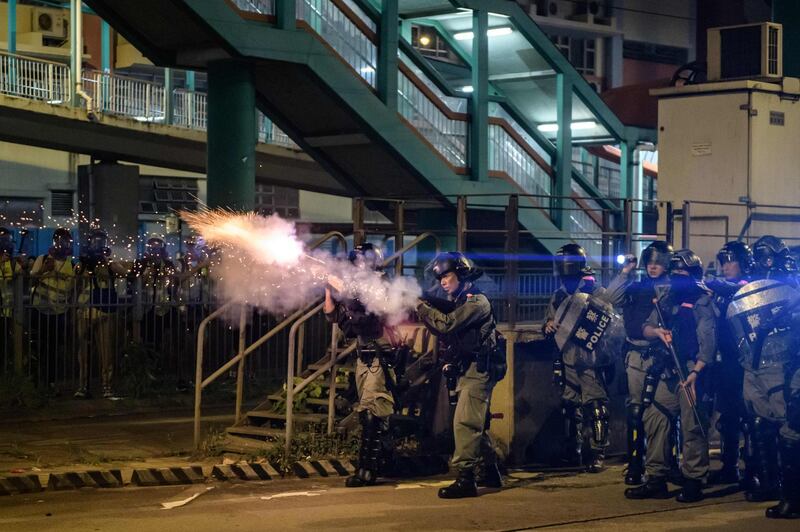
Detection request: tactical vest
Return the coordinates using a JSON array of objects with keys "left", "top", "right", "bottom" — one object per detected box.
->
[
  {"left": 336, "top": 298, "right": 383, "bottom": 342},
  {"left": 31, "top": 258, "right": 75, "bottom": 315},
  {"left": 623, "top": 277, "right": 667, "bottom": 341}
]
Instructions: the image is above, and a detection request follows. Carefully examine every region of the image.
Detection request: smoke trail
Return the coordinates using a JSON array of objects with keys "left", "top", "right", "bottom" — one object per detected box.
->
[{"left": 181, "top": 209, "right": 421, "bottom": 324}]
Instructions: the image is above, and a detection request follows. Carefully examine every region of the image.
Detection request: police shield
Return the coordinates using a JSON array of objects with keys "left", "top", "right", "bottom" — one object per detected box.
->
[
  {"left": 726, "top": 279, "right": 800, "bottom": 366},
  {"left": 554, "top": 292, "right": 624, "bottom": 365}
]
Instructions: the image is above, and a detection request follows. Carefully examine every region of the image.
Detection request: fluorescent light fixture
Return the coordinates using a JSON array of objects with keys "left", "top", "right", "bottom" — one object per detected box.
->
[
  {"left": 359, "top": 66, "right": 375, "bottom": 74},
  {"left": 536, "top": 120, "right": 597, "bottom": 133},
  {"left": 459, "top": 85, "right": 474, "bottom": 93},
  {"left": 453, "top": 26, "right": 513, "bottom": 41}
]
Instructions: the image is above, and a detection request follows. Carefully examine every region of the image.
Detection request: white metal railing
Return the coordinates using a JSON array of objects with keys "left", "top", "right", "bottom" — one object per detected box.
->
[
  {"left": 173, "top": 88, "right": 208, "bottom": 130},
  {"left": 83, "top": 70, "right": 166, "bottom": 122},
  {"left": 0, "top": 51, "right": 70, "bottom": 103},
  {"left": 231, "top": 0, "right": 275, "bottom": 14}
]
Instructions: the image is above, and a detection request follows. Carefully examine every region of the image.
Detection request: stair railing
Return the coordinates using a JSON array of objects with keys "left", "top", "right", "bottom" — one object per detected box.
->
[
  {"left": 193, "top": 231, "right": 348, "bottom": 448},
  {"left": 284, "top": 232, "right": 441, "bottom": 454}
]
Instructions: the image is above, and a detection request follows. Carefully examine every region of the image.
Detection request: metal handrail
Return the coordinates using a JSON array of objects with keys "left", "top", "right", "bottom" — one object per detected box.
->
[
  {"left": 193, "top": 231, "right": 347, "bottom": 448},
  {"left": 282, "top": 231, "right": 442, "bottom": 453},
  {"left": 0, "top": 50, "right": 71, "bottom": 103}
]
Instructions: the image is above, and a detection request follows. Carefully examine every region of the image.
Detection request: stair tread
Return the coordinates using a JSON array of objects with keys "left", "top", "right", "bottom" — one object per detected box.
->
[
  {"left": 226, "top": 425, "right": 284, "bottom": 437},
  {"left": 267, "top": 394, "right": 332, "bottom": 406},
  {"left": 246, "top": 410, "right": 327, "bottom": 422}
]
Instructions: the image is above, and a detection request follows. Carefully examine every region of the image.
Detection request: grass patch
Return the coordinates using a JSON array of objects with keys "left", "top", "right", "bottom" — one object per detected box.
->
[{"left": 254, "top": 422, "right": 359, "bottom": 473}]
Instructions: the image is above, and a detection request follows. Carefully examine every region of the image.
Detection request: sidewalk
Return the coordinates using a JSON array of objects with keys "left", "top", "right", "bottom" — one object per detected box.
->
[{"left": 0, "top": 400, "right": 235, "bottom": 477}]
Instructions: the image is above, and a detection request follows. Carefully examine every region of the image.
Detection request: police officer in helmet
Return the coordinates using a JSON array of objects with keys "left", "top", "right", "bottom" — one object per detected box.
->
[
  {"left": 544, "top": 243, "right": 633, "bottom": 473},
  {"left": 324, "top": 243, "right": 394, "bottom": 488},
  {"left": 622, "top": 241, "right": 672, "bottom": 486},
  {"left": 706, "top": 241, "right": 753, "bottom": 485},
  {"left": 416, "top": 252, "right": 505, "bottom": 498},
  {"left": 627, "top": 249, "right": 714, "bottom": 502}
]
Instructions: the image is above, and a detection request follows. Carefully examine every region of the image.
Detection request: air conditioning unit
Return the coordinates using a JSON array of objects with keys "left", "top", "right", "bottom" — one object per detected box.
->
[
  {"left": 707, "top": 22, "right": 782, "bottom": 82},
  {"left": 32, "top": 8, "right": 68, "bottom": 39}
]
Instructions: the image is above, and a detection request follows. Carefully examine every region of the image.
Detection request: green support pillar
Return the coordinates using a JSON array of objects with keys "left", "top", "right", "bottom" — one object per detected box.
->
[
  {"left": 400, "top": 19, "right": 412, "bottom": 43},
  {"left": 470, "top": 9, "right": 489, "bottom": 182},
  {"left": 619, "top": 141, "right": 634, "bottom": 200},
  {"left": 186, "top": 70, "right": 195, "bottom": 91},
  {"left": 164, "top": 68, "right": 174, "bottom": 125},
  {"left": 7, "top": 0, "right": 16, "bottom": 54},
  {"left": 377, "top": 0, "right": 398, "bottom": 109},
  {"left": 101, "top": 20, "right": 110, "bottom": 72},
  {"left": 554, "top": 73, "right": 572, "bottom": 229},
  {"left": 207, "top": 60, "right": 256, "bottom": 210},
  {"left": 276, "top": 0, "right": 296, "bottom": 30}
]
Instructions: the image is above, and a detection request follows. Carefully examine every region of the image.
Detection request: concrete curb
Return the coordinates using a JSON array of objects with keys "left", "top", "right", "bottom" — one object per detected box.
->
[{"left": 0, "top": 456, "right": 445, "bottom": 495}]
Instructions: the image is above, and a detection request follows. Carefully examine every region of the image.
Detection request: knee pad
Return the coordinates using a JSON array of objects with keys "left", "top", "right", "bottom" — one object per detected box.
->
[
  {"left": 627, "top": 403, "right": 643, "bottom": 427},
  {"left": 590, "top": 400, "right": 610, "bottom": 445},
  {"left": 591, "top": 400, "right": 610, "bottom": 422}
]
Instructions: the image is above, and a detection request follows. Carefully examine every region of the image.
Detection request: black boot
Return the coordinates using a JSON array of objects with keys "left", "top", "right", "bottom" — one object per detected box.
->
[
  {"left": 625, "top": 478, "right": 669, "bottom": 500},
  {"left": 439, "top": 469, "right": 477, "bottom": 499},
  {"left": 676, "top": 478, "right": 704, "bottom": 503},
  {"left": 766, "top": 441, "right": 800, "bottom": 519},
  {"left": 346, "top": 411, "right": 381, "bottom": 488},
  {"left": 746, "top": 417, "right": 780, "bottom": 502},
  {"left": 587, "top": 450, "right": 605, "bottom": 474},
  {"left": 625, "top": 404, "right": 645, "bottom": 485},
  {"left": 561, "top": 402, "right": 584, "bottom": 467},
  {"left": 477, "top": 463, "right": 503, "bottom": 488},
  {"left": 709, "top": 416, "right": 741, "bottom": 485}
]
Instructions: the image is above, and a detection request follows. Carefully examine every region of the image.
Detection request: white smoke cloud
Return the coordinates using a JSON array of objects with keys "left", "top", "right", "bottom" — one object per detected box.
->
[{"left": 182, "top": 210, "right": 421, "bottom": 324}]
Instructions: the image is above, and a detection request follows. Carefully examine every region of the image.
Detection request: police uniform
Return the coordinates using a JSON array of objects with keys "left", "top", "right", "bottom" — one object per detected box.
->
[
  {"left": 545, "top": 271, "right": 631, "bottom": 468},
  {"left": 622, "top": 272, "right": 670, "bottom": 485},
  {"left": 325, "top": 296, "right": 393, "bottom": 487}
]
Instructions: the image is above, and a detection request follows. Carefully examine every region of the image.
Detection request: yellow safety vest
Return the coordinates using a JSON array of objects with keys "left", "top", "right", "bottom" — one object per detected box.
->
[
  {"left": 0, "top": 260, "right": 14, "bottom": 319},
  {"left": 31, "top": 257, "right": 75, "bottom": 315}
]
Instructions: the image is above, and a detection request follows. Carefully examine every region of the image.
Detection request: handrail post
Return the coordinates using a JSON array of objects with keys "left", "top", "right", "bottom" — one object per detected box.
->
[
  {"left": 395, "top": 201, "right": 405, "bottom": 276},
  {"left": 624, "top": 198, "right": 633, "bottom": 252},
  {"left": 681, "top": 200, "right": 691, "bottom": 249},
  {"left": 297, "top": 321, "right": 306, "bottom": 374},
  {"left": 665, "top": 201, "right": 674, "bottom": 246},
  {"left": 457, "top": 195, "right": 467, "bottom": 252},
  {"left": 353, "top": 197, "right": 365, "bottom": 247},
  {"left": 504, "top": 194, "right": 519, "bottom": 327},
  {"left": 235, "top": 306, "right": 247, "bottom": 424},
  {"left": 327, "top": 324, "right": 339, "bottom": 434}
]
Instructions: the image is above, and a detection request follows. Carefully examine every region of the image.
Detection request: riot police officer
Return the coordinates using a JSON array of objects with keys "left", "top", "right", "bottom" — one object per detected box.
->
[
  {"left": 622, "top": 241, "right": 672, "bottom": 485},
  {"left": 324, "top": 243, "right": 393, "bottom": 488},
  {"left": 416, "top": 252, "right": 505, "bottom": 499},
  {"left": 706, "top": 241, "right": 753, "bottom": 485},
  {"left": 729, "top": 236, "right": 800, "bottom": 518},
  {"left": 544, "top": 244, "right": 633, "bottom": 472},
  {"left": 626, "top": 249, "right": 714, "bottom": 503}
]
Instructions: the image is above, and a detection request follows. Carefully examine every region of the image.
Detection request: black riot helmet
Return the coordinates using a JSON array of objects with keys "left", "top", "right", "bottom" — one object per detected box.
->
[
  {"left": 752, "top": 235, "right": 787, "bottom": 271},
  {"left": 716, "top": 241, "right": 753, "bottom": 274},
  {"left": 348, "top": 243, "right": 384, "bottom": 271},
  {"left": 670, "top": 249, "right": 704, "bottom": 280},
  {"left": 145, "top": 237, "right": 168, "bottom": 260},
  {"left": 553, "top": 243, "right": 591, "bottom": 278},
  {"left": 87, "top": 229, "right": 110, "bottom": 257},
  {"left": 428, "top": 251, "right": 482, "bottom": 282},
  {"left": 0, "top": 227, "right": 12, "bottom": 255},
  {"left": 640, "top": 240, "right": 673, "bottom": 269},
  {"left": 51, "top": 228, "right": 73, "bottom": 258}
]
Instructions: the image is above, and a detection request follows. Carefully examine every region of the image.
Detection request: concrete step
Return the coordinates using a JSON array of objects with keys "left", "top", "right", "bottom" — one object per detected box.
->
[
  {"left": 267, "top": 394, "right": 332, "bottom": 408},
  {"left": 222, "top": 433, "right": 279, "bottom": 454},
  {"left": 225, "top": 425, "right": 284, "bottom": 439},
  {"left": 245, "top": 410, "right": 327, "bottom": 425}
]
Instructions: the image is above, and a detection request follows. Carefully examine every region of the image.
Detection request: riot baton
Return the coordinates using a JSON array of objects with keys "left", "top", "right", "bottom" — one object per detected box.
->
[{"left": 651, "top": 298, "right": 706, "bottom": 438}]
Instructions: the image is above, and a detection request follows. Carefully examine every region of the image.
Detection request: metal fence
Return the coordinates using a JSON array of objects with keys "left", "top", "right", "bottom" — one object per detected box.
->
[
  {"left": 0, "top": 51, "right": 70, "bottom": 103},
  {"left": 0, "top": 264, "right": 332, "bottom": 394}
]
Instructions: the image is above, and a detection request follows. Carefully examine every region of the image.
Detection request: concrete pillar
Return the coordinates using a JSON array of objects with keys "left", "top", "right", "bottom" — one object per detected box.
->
[
  {"left": 7, "top": 0, "right": 16, "bottom": 54},
  {"left": 207, "top": 60, "right": 256, "bottom": 210}
]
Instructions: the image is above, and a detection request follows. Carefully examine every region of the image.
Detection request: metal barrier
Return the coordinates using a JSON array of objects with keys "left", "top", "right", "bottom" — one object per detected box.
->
[
  {"left": 84, "top": 70, "right": 166, "bottom": 122},
  {"left": 173, "top": 88, "right": 207, "bottom": 130},
  {"left": 0, "top": 51, "right": 70, "bottom": 103},
  {"left": 192, "top": 231, "right": 348, "bottom": 447}
]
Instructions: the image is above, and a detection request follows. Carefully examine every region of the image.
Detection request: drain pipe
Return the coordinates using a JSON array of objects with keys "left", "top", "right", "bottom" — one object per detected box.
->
[{"left": 70, "top": 0, "right": 94, "bottom": 117}]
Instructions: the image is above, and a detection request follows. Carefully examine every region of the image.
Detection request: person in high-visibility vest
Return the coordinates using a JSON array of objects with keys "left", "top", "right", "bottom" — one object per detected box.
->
[
  {"left": 30, "top": 228, "right": 77, "bottom": 388},
  {"left": 75, "top": 229, "right": 129, "bottom": 399},
  {"left": 0, "top": 227, "right": 27, "bottom": 365},
  {"left": 133, "top": 237, "right": 177, "bottom": 370}
]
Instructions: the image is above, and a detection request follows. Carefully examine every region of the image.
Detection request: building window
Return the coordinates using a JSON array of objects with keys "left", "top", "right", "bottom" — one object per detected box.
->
[
  {"left": 50, "top": 190, "right": 74, "bottom": 217},
  {"left": 139, "top": 177, "right": 199, "bottom": 215},
  {"left": 255, "top": 184, "right": 299, "bottom": 219},
  {"left": 550, "top": 34, "right": 596, "bottom": 76}
]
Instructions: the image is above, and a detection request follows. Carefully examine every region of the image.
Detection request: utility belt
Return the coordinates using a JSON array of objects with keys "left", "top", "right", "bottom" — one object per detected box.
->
[{"left": 355, "top": 340, "right": 407, "bottom": 370}]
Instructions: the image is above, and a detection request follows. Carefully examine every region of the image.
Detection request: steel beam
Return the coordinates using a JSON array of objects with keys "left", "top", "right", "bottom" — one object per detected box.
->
[
  {"left": 554, "top": 73, "right": 572, "bottom": 229},
  {"left": 377, "top": 0, "right": 399, "bottom": 109},
  {"left": 470, "top": 9, "right": 489, "bottom": 182}
]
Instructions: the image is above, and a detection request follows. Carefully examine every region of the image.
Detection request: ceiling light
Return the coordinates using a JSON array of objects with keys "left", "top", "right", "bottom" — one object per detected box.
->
[
  {"left": 459, "top": 85, "right": 474, "bottom": 93},
  {"left": 419, "top": 35, "right": 432, "bottom": 46},
  {"left": 536, "top": 120, "right": 597, "bottom": 133},
  {"left": 453, "top": 26, "right": 513, "bottom": 41}
]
